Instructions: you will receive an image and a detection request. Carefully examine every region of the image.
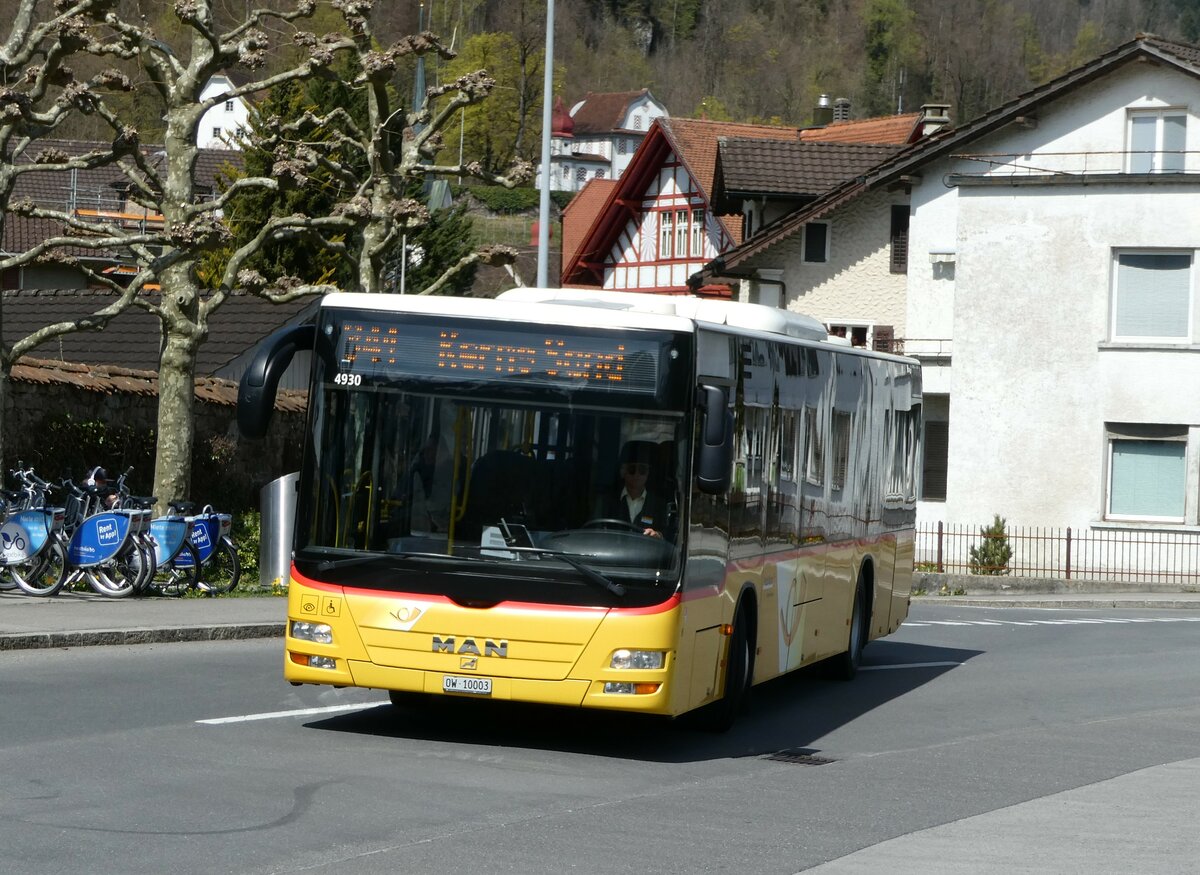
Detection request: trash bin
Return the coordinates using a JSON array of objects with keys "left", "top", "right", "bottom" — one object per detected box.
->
[{"left": 259, "top": 471, "right": 298, "bottom": 590}]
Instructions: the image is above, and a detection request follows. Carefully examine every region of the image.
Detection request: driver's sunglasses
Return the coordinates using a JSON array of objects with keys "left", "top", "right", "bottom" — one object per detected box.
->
[{"left": 622, "top": 462, "right": 649, "bottom": 475}]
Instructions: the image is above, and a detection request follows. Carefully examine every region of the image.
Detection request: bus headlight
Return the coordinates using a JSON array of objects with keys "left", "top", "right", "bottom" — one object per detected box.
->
[
  {"left": 610, "top": 649, "right": 665, "bottom": 670},
  {"left": 291, "top": 621, "right": 333, "bottom": 644}
]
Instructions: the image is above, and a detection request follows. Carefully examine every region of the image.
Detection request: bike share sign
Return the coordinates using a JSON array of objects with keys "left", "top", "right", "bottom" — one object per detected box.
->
[
  {"left": 1, "top": 511, "right": 51, "bottom": 564},
  {"left": 67, "top": 512, "right": 131, "bottom": 566}
]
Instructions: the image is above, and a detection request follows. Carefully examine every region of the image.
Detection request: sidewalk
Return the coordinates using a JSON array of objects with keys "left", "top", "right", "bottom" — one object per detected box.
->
[
  {"left": 0, "top": 590, "right": 286, "bottom": 651},
  {"left": 4, "top": 580, "right": 1200, "bottom": 652}
]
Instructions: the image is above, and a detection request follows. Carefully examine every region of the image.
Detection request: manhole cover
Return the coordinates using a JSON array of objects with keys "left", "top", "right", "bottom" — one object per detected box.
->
[{"left": 763, "top": 748, "right": 837, "bottom": 766}]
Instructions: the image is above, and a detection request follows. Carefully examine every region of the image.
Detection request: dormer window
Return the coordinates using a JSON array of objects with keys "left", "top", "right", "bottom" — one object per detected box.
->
[{"left": 1128, "top": 109, "right": 1186, "bottom": 173}]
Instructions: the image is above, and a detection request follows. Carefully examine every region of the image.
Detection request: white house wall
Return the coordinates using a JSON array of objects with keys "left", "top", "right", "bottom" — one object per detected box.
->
[
  {"left": 760, "top": 188, "right": 909, "bottom": 333},
  {"left": 917, "top": 61, "right": 1200, "bottom": 532}
]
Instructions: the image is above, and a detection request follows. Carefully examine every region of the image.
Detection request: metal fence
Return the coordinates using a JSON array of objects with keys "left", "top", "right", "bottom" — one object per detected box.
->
[{"left": 916, "top": 522, "right": 1200, "bottom": 585}]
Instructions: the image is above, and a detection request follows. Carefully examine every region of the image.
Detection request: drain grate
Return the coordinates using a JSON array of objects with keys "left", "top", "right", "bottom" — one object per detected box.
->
[{"left": 763, "top": 748, "right": 837, "bottom": 766}]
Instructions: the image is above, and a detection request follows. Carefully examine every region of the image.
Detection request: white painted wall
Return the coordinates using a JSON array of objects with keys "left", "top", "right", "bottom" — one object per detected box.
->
[
  {"left": 908, "top": 62, "right": 1200, "bottom": 533},
  {"left": 197, "top": 76, "right": 250, "bottom": 150}
]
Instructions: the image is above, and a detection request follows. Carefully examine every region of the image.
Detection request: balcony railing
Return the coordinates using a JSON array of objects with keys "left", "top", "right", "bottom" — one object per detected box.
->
[
  {"left": 918, "top": 522, "right": 1200, "bottom": 585},
  {"left": 949, "top": 150, "right": 1200, "bottom": 178}
]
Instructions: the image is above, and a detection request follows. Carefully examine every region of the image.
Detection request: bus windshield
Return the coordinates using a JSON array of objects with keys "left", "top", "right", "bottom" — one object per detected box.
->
[{"left": 294, "top": 309, "right": 694, "bottom": 604}]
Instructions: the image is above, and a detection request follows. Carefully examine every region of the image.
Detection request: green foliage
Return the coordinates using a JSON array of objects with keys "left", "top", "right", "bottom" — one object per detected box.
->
[
  {"left": 381, "top": 194, "right": 479, "bottom": 296},
  {"left": 969, "top": 515, "right": 1013, "bottom": 576},
  {"left": 219, "top": 55, "right": 370, "bottom": 291},
  {"left": 234, "top": 510, "right": 262, "bottom": 588},
  {"left": 11, "top": 414, "right": 156, "bottom": 483},
  {"left": 468, "top": 185, "right": 542, "bottom": 213},
  {"left": 439, "top": 32, "right": 553, "bottom": 173}
]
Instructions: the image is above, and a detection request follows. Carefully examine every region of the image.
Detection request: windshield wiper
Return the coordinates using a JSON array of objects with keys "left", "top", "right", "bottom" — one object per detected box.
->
[
  {"left": 497, "top": 518, "right": 625, "bottom": 597},
  {"left": 302, "top": 550, "right": 456, "bottom": 572},
  {"left": 501, "top": 545, "right": 627, "bottom": 597}
]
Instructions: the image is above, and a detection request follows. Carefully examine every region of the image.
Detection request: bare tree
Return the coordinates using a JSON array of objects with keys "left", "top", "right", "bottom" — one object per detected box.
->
[
  {"left": 21, "top": 0, "right": 530, "bottom": 508},
  {"left": 0, "top": 0, "right": 145, "bottom": 469}
]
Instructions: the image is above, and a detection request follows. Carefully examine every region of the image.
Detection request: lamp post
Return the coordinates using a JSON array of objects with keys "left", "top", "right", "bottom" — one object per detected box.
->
[{"left": 535, "top": 0, "right": 555, "bottom": 289}]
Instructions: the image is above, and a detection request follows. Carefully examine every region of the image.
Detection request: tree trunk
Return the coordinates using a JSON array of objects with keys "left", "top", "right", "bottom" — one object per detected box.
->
[
  {"left": 152, "top": 323, "right": 201, "bottom": 513},
  {"left": 0, "top": 363, "right": 9, "bottom": 475}
]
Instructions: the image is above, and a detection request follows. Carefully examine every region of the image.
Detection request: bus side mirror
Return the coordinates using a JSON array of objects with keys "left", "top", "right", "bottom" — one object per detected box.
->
[
  {"left": 237, "top": 323, "right": 316, "bottom": 440},
  {"left": 696, "top": 385, "right": 733, "bottom": 494}
]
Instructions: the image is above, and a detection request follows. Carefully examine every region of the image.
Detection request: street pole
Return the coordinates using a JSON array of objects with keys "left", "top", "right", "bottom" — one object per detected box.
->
[{"left": 535, "top": 0, "right": 555, "bottom": 289}]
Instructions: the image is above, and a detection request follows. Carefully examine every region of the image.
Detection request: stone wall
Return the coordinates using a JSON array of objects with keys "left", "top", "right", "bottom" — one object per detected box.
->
[{"left": 4, "top": 358, "right": 306, "bottom": 512}]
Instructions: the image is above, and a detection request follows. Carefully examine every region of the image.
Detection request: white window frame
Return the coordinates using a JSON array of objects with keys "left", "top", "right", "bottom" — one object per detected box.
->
[
  {"left": 1126, "top": 108, "right": 1187, "bottom": 173},
  {"left": 1110, "top": 249, "right": 1193, "bottom": 343},
  {"left": 224, "top": 100, "right": 235, "bottom": 112},
  {"left": 1105, "top": 424, "right": 1189, "bottom": 523},
  {"left": 803, "top": 221, "right": 830, "bottom": 263},
  {"left": 659, "top": 210, "right": 674, "bottom": 259},
  {"left": 691, "top": 208, "right": 704, "bottom": 258}
]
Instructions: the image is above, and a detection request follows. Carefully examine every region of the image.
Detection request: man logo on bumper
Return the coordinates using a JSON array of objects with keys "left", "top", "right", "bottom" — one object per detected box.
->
[{"left": 433, "top": 636, "right": 508, "bottom": 658}]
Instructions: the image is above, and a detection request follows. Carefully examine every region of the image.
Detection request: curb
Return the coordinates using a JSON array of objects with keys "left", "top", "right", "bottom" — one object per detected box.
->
[
  {"left": 0, "top": 622, "right": 286, "bottom": 652},
  {"left": 911, "top": 596, "right": 1200, "bottom": 610}
]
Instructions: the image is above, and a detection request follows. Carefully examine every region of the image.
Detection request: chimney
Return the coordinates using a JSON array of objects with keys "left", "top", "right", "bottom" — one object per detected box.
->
[
  {"left": 813, "top": 94, "right": 833, "bottom": 126},
  {"left": 834, "top": 97, "right": 852, "bottom": 121},
  {"left": 920, "top": 103, "right": 951, "bottom": 136}
]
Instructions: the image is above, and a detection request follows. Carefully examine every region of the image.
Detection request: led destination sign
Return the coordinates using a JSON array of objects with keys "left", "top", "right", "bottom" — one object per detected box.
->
[{"left": 336, "top": 319, "right": 663, "bottom": 393}]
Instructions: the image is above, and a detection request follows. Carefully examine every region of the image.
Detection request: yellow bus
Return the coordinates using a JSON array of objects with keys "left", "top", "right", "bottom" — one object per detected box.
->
[{"left": 239, "top": 288, "right": 921, "bottom": 729}]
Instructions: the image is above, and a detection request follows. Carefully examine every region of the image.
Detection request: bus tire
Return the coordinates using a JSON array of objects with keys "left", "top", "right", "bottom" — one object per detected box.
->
[
  {"left": 696, "top": 601, "right": 754, "bottom": 732},
  {"left": 830, "top": 571, "right": 869, "bottom": 681}
]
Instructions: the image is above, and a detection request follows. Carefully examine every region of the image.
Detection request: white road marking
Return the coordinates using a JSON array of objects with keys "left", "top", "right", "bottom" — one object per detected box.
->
[
  {"left": 197, "top": 702, "right": 387, "bottom": 725},
  {"left": 903, "top": 616, "right": 1200, "bottom": 629},
  {"left": 862, "top": 661, "right": 962, "bottom": 671}
]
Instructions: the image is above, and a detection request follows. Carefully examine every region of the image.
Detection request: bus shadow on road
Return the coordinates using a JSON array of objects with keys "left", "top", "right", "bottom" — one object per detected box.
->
[{"left": 302, "top": 639, "right": 980, "bottom": 762}]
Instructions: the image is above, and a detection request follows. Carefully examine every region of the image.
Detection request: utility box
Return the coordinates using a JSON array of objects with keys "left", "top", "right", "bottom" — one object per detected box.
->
[{"left": 259, "top": 471, "right": 298, "bottom": 590}]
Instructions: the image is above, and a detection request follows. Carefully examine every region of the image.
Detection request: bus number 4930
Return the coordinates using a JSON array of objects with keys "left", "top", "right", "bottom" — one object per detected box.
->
[{"left": 333, "top": 373, "right": 362, "bottom": 386}]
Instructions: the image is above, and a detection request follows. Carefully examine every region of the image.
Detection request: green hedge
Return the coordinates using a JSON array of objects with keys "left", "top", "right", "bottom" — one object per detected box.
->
[{"left": 464, "top": 186, "right": 576, "bottom": 214}]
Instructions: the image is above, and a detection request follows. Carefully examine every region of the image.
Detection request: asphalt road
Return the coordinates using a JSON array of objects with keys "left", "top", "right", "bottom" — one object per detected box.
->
[{"left": 1, "top": 602, "right": 1198, "bottom": 874}]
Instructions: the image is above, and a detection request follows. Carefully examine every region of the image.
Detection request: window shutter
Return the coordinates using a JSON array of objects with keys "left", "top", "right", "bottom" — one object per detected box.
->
[
  {"left": 872, "top": 325, "right": 895, "bottom": 353},
  {"left": 890, "top": 206, "right": 910, "bottom": 274},
  {"left": 921, "top": 420, "right": 948, "bottom": 501}
]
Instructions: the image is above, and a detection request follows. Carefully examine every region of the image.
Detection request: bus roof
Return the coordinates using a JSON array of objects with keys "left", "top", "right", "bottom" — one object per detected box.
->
[{"left": 322, "top": 289, "right": 831, "bottom": 344}]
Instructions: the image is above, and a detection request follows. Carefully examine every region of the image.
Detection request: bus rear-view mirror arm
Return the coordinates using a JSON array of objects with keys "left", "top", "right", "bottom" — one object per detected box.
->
[
  {"left": 696, "top": 384, "right": 733, "bottom": 494},
  {"left": 237, "top": 323, "right": 316, "bottom": 440}
]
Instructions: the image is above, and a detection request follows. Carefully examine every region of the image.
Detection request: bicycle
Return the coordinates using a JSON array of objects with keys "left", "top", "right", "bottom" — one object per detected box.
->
[
  {"left": 113, "top": 469, "right": 200, "bottom": 597},
  {"left": 58, "top": 477, "right": 156, "bottom": 598},
  {"left": 170, "top": 501, "right": 241, "bottom": 595},
  {"left": 1, "top": 468, "right": 69, "bottom": 597}
]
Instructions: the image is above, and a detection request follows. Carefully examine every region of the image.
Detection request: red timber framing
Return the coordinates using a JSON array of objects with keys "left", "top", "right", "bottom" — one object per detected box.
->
[{"left": 562, "top": 118, "right": 795, "bottom": 296}]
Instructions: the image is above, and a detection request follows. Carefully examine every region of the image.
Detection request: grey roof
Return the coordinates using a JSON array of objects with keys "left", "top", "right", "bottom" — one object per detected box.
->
[
  {"left": 717, "top": 139, "right": 901, "bottom": 197},
  {"left": 2, "top": 288, "right": 313, "bottom": 376}
]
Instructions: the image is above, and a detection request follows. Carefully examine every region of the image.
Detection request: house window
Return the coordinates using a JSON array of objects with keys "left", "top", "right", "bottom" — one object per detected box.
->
[
  {"left": 212, "top": 127, "right": 222, "bottom": 139},
  {"left": 617, "top": 138, "right": 627, "bottom": 155},
  {"left": 575, "top": 166, "right": 587, "bottom": 182},
  {"left": 1112, "top": 251, "right": 1192, "bottom": 341},
  {"left": 659, "top": 211, "right": 674, "bottom": 258},
  {"left": 633, "top": 114, "right": 643, "bottom": 130},
  {"left": 224, "top": 100, "right": 235, "bottom": 112},
  {"left": 691, "top": 209, "right": 704, "bottom": 257},
  {"left": 827, "top": 323, "right": 869, "bottom": 348},
  {"left": 595, "top": 169, "right": 606, "bottom": 179},
  {"left": 890, "top": 205, "right": 910, "bottom": 273},
  {"left": 1106, "top": 424, "right": 1187, "bottom": 522},
  {"left": 803, "top": 222, "right": 829, "bottom": 263},
  {"left": 921, "top": 419, "right": 948, "bottom": 501},
  {"left": 675, "top": 210, "right": 688, "bottom": 257},
  {"left": 1128, "top": 109, "right": 1186, "bottom": 173}
]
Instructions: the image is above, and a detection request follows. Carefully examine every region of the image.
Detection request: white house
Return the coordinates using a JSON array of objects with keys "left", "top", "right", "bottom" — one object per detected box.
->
[
  {"left": 700, "top": 35, "right": 1200, "bottom": 576},
  {"left": 197, "top": 74, "right": 251, "bottom": 150},
  {"left": 538, "top": 90, "right": 669, "bottom": 192}
]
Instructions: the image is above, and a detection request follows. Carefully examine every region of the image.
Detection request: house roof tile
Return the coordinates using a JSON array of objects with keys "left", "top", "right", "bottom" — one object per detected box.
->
[
  {"left": 2, "top": 288, "right": 313, "bottom": 376},
  {"left": 561, "top": 178, "right": 618, "bottom": 278},
  {"left": 799, "top": 112, "right": 923, "bottom": 144},
  {"left": 10, "top": 356, "right": 306, "bottom": 411},
  {"left": 717, "top": 139, "right": 901, "bottom": 197},
  {"left": 571, "top": 90, "right": 656, "bottom": 134}
]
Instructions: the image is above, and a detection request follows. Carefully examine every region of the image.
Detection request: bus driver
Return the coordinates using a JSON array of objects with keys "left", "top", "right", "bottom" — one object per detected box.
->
[{"left": 603, "top": 441, "right": 669, "bottom": 539}]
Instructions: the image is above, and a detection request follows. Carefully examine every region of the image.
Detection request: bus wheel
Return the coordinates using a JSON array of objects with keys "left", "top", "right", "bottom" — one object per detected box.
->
[
  {"left": 830, "top": 573, "right": 869, "bottom": 681},
  {"left": 695, "top": 602, "right": 754, "bottom": 732}
]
